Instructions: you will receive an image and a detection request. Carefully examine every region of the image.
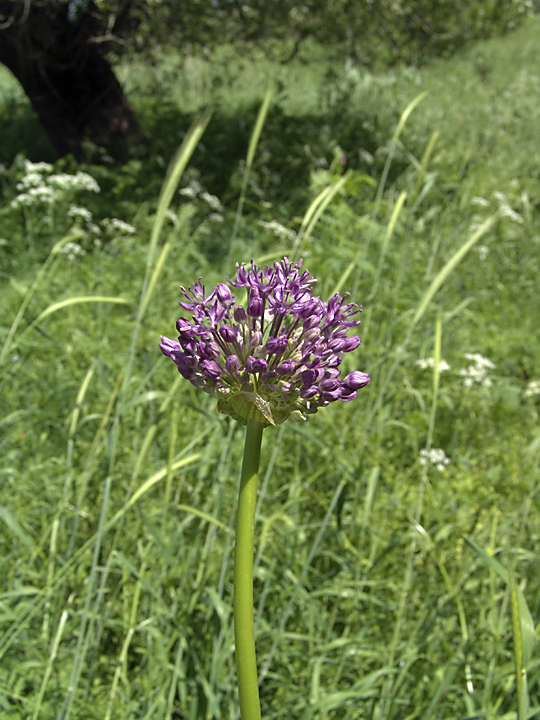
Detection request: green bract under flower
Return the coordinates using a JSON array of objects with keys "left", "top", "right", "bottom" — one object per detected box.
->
[{"left": 160, "top": 258, "right": 370, "bottom": 426}]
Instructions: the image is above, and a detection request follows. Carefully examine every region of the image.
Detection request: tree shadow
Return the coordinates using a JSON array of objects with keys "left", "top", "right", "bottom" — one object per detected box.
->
[
  {"left": 139, "top": 99, "right": 406, "bottom": 213},
  {"left": 0, "top": 94, "right": 408, "bottom": 218}
]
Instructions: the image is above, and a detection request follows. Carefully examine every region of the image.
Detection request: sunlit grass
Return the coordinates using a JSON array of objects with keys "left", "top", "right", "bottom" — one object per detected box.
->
[{"left": 1, "top": 16, "right": 539, "bottom": 720}]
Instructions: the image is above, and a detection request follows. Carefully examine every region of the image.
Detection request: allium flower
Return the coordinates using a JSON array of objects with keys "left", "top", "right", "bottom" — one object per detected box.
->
[{"left": 160, "top": 258, "right": 370, "bottom": 426}]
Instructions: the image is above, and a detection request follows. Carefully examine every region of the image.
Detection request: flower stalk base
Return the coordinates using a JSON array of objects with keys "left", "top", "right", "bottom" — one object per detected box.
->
[{"left": 234, "top": 419, "right": 264, "bottom": 720}]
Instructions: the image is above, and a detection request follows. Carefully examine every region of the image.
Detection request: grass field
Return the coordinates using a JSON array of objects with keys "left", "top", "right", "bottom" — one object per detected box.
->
[{"left": 1, "top": 15, "right": 539, "bottom": 720}]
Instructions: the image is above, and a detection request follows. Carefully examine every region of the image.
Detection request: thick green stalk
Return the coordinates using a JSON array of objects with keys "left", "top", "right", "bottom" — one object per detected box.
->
[{"left": 234, "top": 419, "right": 264, "bottom": 720}]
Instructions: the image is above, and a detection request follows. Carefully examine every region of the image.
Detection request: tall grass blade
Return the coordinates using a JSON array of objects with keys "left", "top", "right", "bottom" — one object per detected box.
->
[
  {"left": 510, "top": 568, "right": 529, "bottom": 720},
  {"left": 465, "top": 537, "right": 536, "bottom": 665},
  {"left": 293, "top": 172, "right": 350, "bottom": 261},
  {"left": 140, "top": 240, "right": 171, "bottom": 318},
  {"left": 0, "top": 231, "right": 84, "bottom": 364},
  {"left": 13, "top": 296, "right": 130, "bottom": 352},
  {"left": 32, "top": 609, "right": 69, "bottom": 720},
  {"left": 231, "top": 88, "right": 273, "bottom": 249},
  {"left": 392, "top": 91, "right": 428, "bottom": 142},
  {"left": 412, "top": 212, "right": 500, "bottom": 328},
  {"left": 147, "top": 106, "right": 213, "bottom": 273},
  {"left": 369, "top": 190, "right": 407, "bottom": 300},
  {"left": 246, "top": 88, "right": 273, "bottom": 173},
  {"left": 109, "top": 109, "right": 212, "bottom": 469},
  {"left": 57, "top": 476, "right": 112, "bottom": 720},
  {"left": 347, "top": 91, "right": 428, "bottom": 299},
  {"left": 259, "top": 480, "right": 347, "bottom": 682},
  {"left": 0, "top": 506, "right": 37, "bottom": 553},
  {"left": 411, "top": 130, "right": 440, "bottom": 208}
]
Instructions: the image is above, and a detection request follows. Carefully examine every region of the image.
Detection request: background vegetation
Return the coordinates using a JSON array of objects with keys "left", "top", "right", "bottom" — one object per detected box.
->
[{"left": 0, "top": 7, "right": 539, "bottom": 720}]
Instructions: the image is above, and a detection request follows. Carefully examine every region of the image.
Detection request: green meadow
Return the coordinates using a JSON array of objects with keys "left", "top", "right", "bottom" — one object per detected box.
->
[{"left": 1, "top": 15, "right": 539, "bottom": 720}]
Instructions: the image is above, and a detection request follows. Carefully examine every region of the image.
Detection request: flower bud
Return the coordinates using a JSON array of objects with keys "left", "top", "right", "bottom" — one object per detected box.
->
[
  {"left": 265, "top": 335, "right": 288, "bottom": 355},
  {"left": 215, "top": 283, "right": 232, "bottom": 304},
  {"left": 219, "top": 325, "right": 238, "bottom": 343},
  {"left": 225, "top": 355, "right": 241, "bottom": 374},
  {"left": 246, "top": 356, "right": 268, "bottom": 374},
  {"left": 247, "top": 294, "right": 264, "bottom": 318},
  {"left": 276, "top": 359, "right": 296, "bottom": 376},
  {"left": 344, "top": 371, "right": 371, "bottom": 389},
  {"left": 234, "top": 305, "right": 248, "bottom": 323}
]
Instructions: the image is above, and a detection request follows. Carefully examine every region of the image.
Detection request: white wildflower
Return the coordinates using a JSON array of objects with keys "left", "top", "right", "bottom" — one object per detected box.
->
[
  {"left": 416, "top": 357, "right": 451, "bottom": 373},
  {"left": 471, "top": 196, "right": 490, "bottom": 207},
  {"left": 48, "top": 171, "right": 100, "bottom": 193},
  {"left": 179, "top": 179, "right": 202, "bottom": 200},
  {"left": 68, "top": 205, "right": 93, "bottom": 223},
  {"left": 58, "top": 241, "right": 86, "bottom": 260},
  {"left": 463, "top": 353, "right": 496, "bottom": 369},
  {"left": 460, "top": 353, "right": 495, "bottom": 387},
  {"left": 258, "top": 220, "right": 296, "bottom": 241},
  {"left": 475, "top": 245, "right": 489, "bottom": 261},
  {"left": 23, "top": 160, "right": 53, "bottom": 174},
  {"left": 200, "top": 191, "right": 222, "bottom": 211},
  {"left": 165, "top": 209, "right": 179, "bottom": 227},
  {"left": 493, "top": 191, "right": 523, "bottom": 224},
  {"left": 74, "top": 171, "right": 100, "bottom": 193},
  {"left": 11, "top": 185, "right": 58, "bottom": 207},
  {"left": 102, "top": 218, "right": 136, "bottom": 235},
  {"left": 16, "top": 172, "right": 45, "bottom": 190},
  {"left": 525, "top": 380, "right": 540, "bottom": 398},
  {"left": 420, "top": 448, "right": 450, "bottom": 472},
  {"left": 179, "top": 187, "right": 198, "bottom": 200}
]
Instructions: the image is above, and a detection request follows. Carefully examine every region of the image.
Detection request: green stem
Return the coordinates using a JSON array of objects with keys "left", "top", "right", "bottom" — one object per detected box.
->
[{"left": 234, "top": 419, "right": 264, "bottom": 720}]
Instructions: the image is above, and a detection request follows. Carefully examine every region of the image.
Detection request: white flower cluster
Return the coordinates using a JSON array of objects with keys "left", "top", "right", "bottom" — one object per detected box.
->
[
  {"left": 179, "top": 178, "right": 202, "bottom": 200},
  {"left": 460, "top": 353, "right": 496, "bottom": 387},
  {"left": 165, "top": 209, "right": 179, "bottom": 227},
  {"left": 471, "top": 196, "right": 490, "bottom": 208},
  {"left": 525, "top": 380, "right": 540, "bottom": 398},
  {"left": 475, "top": 245, "right": 490, "bottom": 261},
  {"left": 68, "top": 205, "right": 93, "bottom": 223},
  {"left": 493, "top": 191, "right": 524, "bottom": 224},
  {"left": 179, "top": 180, "right": 223, "bottom": 213},
  {"left": 58, "top": 241, "right": 86, "bottom": 261},
  {"left": 101, "top": 217, "right": 136, "bottom": 235},
  {"left": 11, "top": 160, "right": 100, "bottom": 208},
  {"left": 416, "top": 357, "right": 451, "bottom": 373},
  {"left": 470, "top": 190, "right": 524, "bottom": 231},
  {"left": 420, "top": 448, "right": 450, "bottom": 472},
  {"left": 48, "top": 172, "right": 100, "bottom": 193},
  {"left": 258, "top": 219, "right": 296, "bottom": 241},
  {"left": 12, "top": 186, "right": 58, "bottom": 206},
  {"left": 200, "top": 191, "right": 222, "bottom": 212}
]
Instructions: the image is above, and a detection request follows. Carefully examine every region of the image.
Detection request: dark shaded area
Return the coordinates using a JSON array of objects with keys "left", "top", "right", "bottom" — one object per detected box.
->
[
  {"left": 135, "top": 100, "right": 397, "bottom": 212},
  {"left": 0, "top": 1, "right": 146, "bottom": 161},
  {"left": 0, "top": 88, "right": 405, "bottom": 224}
]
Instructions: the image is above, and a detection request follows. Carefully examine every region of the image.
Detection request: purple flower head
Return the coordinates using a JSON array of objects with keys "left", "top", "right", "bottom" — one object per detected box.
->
[{"left": 160, "top": 258, "right": 370, "bottom": 426}]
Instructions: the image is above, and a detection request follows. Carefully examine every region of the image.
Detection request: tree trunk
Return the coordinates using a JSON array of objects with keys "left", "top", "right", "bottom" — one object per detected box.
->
[{"left": 0, "top": 1, "right": 147, "bottom": 161}]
